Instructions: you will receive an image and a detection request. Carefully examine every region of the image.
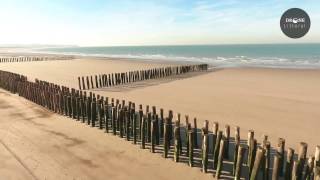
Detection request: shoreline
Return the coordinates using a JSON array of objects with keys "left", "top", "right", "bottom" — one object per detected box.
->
[{"left": 1, "top": 48, "right": 320, "bottom": 69}]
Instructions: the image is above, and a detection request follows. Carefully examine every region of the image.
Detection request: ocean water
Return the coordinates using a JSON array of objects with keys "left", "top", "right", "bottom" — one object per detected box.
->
[{"left": 39, "top": 44, "right": 320, "bottom": 68}]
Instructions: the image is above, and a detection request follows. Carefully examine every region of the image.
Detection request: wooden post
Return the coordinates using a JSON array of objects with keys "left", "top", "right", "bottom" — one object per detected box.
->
[
  {"left": 249, "top": 139, "right": 257, "bottom": 178},
  {"left": 202, "top": 132, "right": 209, "bottom": 173},
  {"left": 233, "top": 126, "right": 240, "bottom": 176},
  {"left": 292, "top": 161, "right": 298, "bottom": 180},
  {"left": 188, "top": 130, "right": 194, "bottom": 167},
  {"left": 125, "top": 111, "right": 130, "bottom": 141},
  {"left": 112, "top": 107, "right": 116, "bottom": 135},
  {"left": 302, "top": 156, "right": 314, "bottom": 180},
  {"left": 86, "top": 97, "right": 92, "bottom": 125},
  {"left": 234, "top": 145, "right": 246, "bottom": 180},
  {"left": 193, "top": 118, "right": 198, "bottom": 148},
  {"left": 104, "top": 102, "right": 109, "bottom": 133},
  {"left": 212, "top": 122, "right": 219, "bottom": 154},
  {"left": 247, "top": 130, "right": 254, "bottom": 165},
  {"left": 78, "top": 77, "right": 81, "bottom": 90},
  {"left": 174, "top": 121, "right": 180, "bottom": 162},
  {"left": 147, "top": 112, "right": 151, "bottom": 143},
  {"left": 133, "top": 112, "right": 137, "bottom": 144},
  {"left": 91, "top": 99, "right": 96, "bottom": 127},
  {"left": 315, "top": 146, "right": 320, "bottom": 180},
  {"left": 160, "top": 108, "right": 164, "bottom": 138},
  {"left": 215, "top": 138, "right": 225, "bottom": 179},
  {"left": 224, "top": 125, "right": 230, "bottom": 159},
  {"left": 163, "top": 118, "right": 170, "bottom": 158},
  {"left": 140, "top": 115, "right": 146, "bottom": 149},
  {"left": 297, "top": 142, "right": 308, "bottom": 180},
  {"left": 98, "top": 101, "right": 103, "bottom": 129},
  {"left": 151, "top": 119, "right": 156, "bottom": 153},
  {"left": 139, "top": 105, "right": 143, "bottom": 140},
  {"left": 213, "top": 131, "right": 222, "bottom": 170},
  {"left": 272, "top": 154, "right": 280, "bottom": 180},
  {"left": 263, "top": 141, "right": 271, "bottom": 180},
  {"left": 284, "top": 148, "right": 294, "bottom": 180},
  {"left": 119, "top": 109, "right": 124, "bottom": 138},
  {"left": 80, "top": 98, "right": 85, "bottom": 123},
  {"left": 82, "top": 77, "right": 86, "bottom": 90},
  {"left": 277, "top": 138, "right": 285, "bottom": 177},
  {"left": 250, "top": 147, "right": 265, "bottom": 180}
]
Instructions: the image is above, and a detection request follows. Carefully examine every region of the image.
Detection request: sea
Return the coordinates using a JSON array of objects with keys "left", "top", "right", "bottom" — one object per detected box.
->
[{"left": 39, "top": 43, "right": 320, "bottom": 69}]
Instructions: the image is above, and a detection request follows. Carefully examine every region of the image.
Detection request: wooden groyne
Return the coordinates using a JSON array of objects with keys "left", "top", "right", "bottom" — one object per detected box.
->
[
  {"left": 0, "top": 69, "right": 319, "bottom": 180},
  {"left": 77, "top": 64, "right": 208, "bottom": 90},
  {"left": 0, "top": 56, "right": 75, "bottom": 63}
]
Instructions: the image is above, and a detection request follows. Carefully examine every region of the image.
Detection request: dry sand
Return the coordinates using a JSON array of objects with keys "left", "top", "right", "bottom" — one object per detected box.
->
[{"left": 0, "top": 56, "right": 320, "bottom": 179}]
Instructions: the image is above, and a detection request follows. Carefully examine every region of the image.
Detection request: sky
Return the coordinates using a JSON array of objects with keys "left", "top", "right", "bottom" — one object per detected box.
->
[{"left": 0, "top": 0, "right": 319, "bottom": 46}]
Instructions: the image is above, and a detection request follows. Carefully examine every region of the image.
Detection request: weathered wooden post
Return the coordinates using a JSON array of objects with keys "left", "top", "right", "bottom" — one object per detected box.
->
[
  {"left": 213, "top": 131, "right": 222, "bottom": 170},
  {"left": 250, "top": 147, "right": 265, "bottom": 180},
  {"left": 263, "top": 141, "right": 271, "bottom": 180},
  {"left": 247, "top": 130, "right": 255, "bottom": 165},
  {"left": 249, "top": 139, "right": 258, "bottom": 177},
  {"left": 80, "top": 98, "right": 85, "bottom": 123},
  {"left": 272, "top": 155, "right": 280, "bottom": 180},
  {"left": 104, "top": 100, "right": 109, "bottom": 133},
  {"left": 202, "top": 129, "right": 209, "bottom": 173},
  {"left": 76, "top": 97, "right": 80, "bottom": 121},
  {"left": 284, "top": 148, "right": 294, "bottom": 180},
  {"left": 302, "top": 156, "right": 314, "bottom": 180},
  {"left": 147, "top": 112, "right": 152, "bottom": 143},
  {"left": 82, "top": 77, "right": 86, "bottom": 90},
  {"left": 119, "top": 109, "right": 124, "bottom": 138},
  {"left": 212, "top": 122, "right": 219, "bottom": 154},
  {"left": 86, "top": 97, "right": 92, "bottom": 125},
  {"left": 168, "top": 110, "right": 173, "bottom": 146},
  {"left": 292, "top": 161, "right": 298, "bottom": 180},
  {"left": 68, "top": 95, "right": 73, "bottom": 117},
  {"left": 133, "top": 112, "right": 137, "bottom": 144},
  {"left": 174, "top": 121, "right": 180, "bottom": 162},
  {"left": 188, "top": 130, "right": 194, "bottom": 167},
  {"left": 224, "top": 125, "right": 230, "bottom": 159},
  {"left": 277, "top": 138, "right": 285, "bottom": 177},
  {"left": 125, "top": 111, "right": 130, "bottom": 141},
  {"left": 193, "top": 118, "right": 198, "bottom": 148},
  {"left": 98, "top": 101, "right": 104, "bottom": 129},
  {"left": 141, "top": 115, "right": 146, "bottom": 149},
  {"left": 163, "top": 118, "right": 170, "bottom": 158},
  {"left": 91, "top": 99, "right": 96, "bottom": 127},
  {"left": 139, "top": 105, "right": 143, "bottom": 140},
  {"left": 233, "top": 126, "right": 240, "bottom": 176},
  {"left": 151, "top": 119, "right": 156, "bottom": 153},
  {"left": 297, "top": 142, "right": 308, "bottom": 180},
  {"left": 234, "top": 145, "right": 246, "bottom": 180},
  {"left": 86, "top": 76, "right": 90, "bottom": 89},
  {"left": 112, "top": 107, "right": 117, "bottom": 135},
  {"left": 90, "top": 76, "right": 94, "bottom": 88},
  {"left": 160, "top": 108, "right": 164, "bottom": 138},
  {"left": 215, "top": 138, "right": 225, "bottom": 179},
  {"left": 78, "top": 77, "right": 81, "bottom": 90}
]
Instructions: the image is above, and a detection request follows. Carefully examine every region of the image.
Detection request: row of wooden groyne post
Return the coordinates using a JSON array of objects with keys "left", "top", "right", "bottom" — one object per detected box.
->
[
  {"left": 0, "top": 69, "right": 319, "bottom": 180},
  {"left": 0, "top": 56, "right": 75, "bottom": 63},
  {"left": 77, "top": 64, "right": 208, "bottom": 90}
]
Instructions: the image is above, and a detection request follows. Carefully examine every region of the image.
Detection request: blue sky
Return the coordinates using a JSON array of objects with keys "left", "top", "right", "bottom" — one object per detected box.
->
[{"left": 0, "top": 0, "right": 319, "bottom": 46}]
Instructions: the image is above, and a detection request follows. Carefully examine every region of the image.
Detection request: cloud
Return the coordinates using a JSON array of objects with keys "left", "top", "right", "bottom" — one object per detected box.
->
[{"left": 0, "top": 0, "right": 319, "bottom": 45}]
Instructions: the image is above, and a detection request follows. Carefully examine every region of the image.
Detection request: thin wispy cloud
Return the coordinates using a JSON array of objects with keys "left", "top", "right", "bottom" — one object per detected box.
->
[{"left": 0, "top": 0, "right": 319, "bottom": 46}]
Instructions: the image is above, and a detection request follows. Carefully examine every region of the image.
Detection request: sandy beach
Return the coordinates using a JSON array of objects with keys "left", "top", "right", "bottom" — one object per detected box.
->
[{"left": 0, "top": 56, "right": 320, "bottom": 179}]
